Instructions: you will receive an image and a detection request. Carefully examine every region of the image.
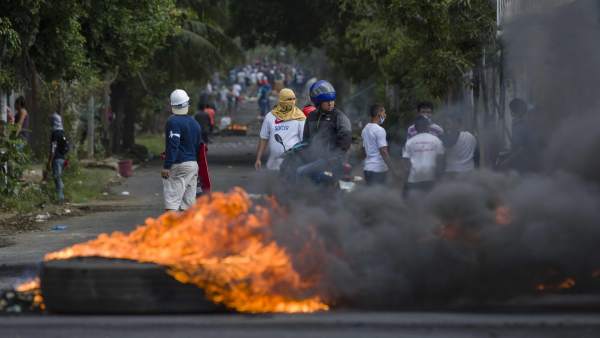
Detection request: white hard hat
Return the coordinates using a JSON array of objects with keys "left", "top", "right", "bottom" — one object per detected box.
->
[
  {"left": 170, "top": 89, "right": 190, "bottom": 115},
  {"left": 170, "top": 89, "right": 190, "bottom": 107}
]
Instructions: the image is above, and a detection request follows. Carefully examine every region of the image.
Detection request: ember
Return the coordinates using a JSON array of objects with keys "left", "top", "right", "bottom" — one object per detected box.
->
[
  {"left": 536, "top": 277, "right": 576, "bottom": 292},
  {"left": 45, "top": 188, "right": 328, "bottom": 313},
  {"left": 3, "top": 278, "right": 45, "bottom": 312}
]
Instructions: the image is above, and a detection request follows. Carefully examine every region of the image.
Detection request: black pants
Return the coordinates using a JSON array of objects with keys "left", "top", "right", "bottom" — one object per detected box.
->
[{"left": 364, "top": 171, "right": 387, "bottom": 185}]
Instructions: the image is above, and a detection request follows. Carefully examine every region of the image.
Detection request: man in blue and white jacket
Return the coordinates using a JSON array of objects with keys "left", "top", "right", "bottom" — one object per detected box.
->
[{"left": 161, "top": 89, "right": 202, "bottom": 211}]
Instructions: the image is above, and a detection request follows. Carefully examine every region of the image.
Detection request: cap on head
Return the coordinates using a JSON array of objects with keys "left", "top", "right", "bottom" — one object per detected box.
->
[{"left": 170, "top": 89, "right": 190, "bottom": 115}]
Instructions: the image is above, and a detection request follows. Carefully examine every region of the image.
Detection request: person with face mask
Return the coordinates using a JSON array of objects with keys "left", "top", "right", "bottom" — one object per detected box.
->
[
  {"left": 255, "top": 88, "right": 306, "bottom": 171},
  {"left": 361, "top": 104, "right": 398, "bottom": 185},
  {"left": 161, "top": 89, "right": 203, "bottom": 211}
]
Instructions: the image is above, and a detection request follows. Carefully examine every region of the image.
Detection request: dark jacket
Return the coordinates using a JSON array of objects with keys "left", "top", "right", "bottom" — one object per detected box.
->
[
  {"left": 303, "top": 107, "right": 352, "bottom": 158},
  {"left": 193, "top": 110, "right": 211, "bottom": 144},
  {"left": 164, "top": 115, "right": 202, "bottom": 169}
]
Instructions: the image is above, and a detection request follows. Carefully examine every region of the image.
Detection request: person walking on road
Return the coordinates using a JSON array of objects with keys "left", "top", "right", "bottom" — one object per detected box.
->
[
  {"left": 162, "top": 89, "right": 203, "bottom": 211},
  {"left": 361, "top": 104, "right": 397, "bottom": 185},
  {"left": 257, "top": 80, "right": 272, "bottom": 118},
  {"left": 255, "top": 88, "right": 306, "bottom": 171}
]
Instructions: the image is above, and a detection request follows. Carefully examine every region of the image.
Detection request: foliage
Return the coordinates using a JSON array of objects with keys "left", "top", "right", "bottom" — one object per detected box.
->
[
  {"left": 149, "top": 0, "right": 242, "bottom": 88},
  {"left": 229, "top": 0, "right": 337, "bottom": 49},
  {"left": 136, "top": 133, "right": 165, "bottom": 158},
  {"left": 0, "top": 124, "right": 30, "bottom": 197},
  {"left": 62, "top": 167, "right": 116, "bottom": 203},
  {"left": 82, "top": 0, "right": 178, "bottom": 77},
  {"left": 230, "top": 0, "right": 496, "bottom": 111},
  {"left": 337, "top": 0, "right": 496, "bottom": 98}
]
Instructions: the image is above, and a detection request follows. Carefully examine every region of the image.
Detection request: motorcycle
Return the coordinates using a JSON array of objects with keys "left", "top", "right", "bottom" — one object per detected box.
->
[{"left": 274, "top": 134, "right": 358, "bottom": 193}]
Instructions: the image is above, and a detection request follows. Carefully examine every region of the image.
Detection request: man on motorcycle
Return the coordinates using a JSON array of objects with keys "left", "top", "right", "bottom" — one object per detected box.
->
[{"left": 297, "top": 80, "right": 352, "bottom": 179}]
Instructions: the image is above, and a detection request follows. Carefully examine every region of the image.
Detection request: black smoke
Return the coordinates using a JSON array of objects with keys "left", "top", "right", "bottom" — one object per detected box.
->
[{"left": 266, "top": 0, "right": 600, "bottom": 309}]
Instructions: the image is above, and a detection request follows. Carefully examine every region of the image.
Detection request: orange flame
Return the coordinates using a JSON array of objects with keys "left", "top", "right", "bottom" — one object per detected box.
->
[
  {"left": 15, "top": 278, "right": 45, "bottom": 310},
  {"left": 45, "top": 188, "right": 328, "bottom": 313},
  {"left": 536, "top": 277, "right": 576, "bottom": 292},
  {"left": 15, "top": 278, "right": 40, "bottom": 293}
]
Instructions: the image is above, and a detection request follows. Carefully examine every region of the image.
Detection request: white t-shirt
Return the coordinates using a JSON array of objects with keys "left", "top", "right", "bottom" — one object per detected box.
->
[
  {"left": 361, "top": 123, "right": 388, "bottom": 173},
  {"left": 445, "top": 131, "right": 477, "bottom": 173},
  {"left": 232, "top": 84, "right": 241, "bottom": 98},
  {"left": 260, "top": 112, "right": 305, "bottom": 170},
  {"left": 403, "top": 133, "right": 444, "bottom": 183}
]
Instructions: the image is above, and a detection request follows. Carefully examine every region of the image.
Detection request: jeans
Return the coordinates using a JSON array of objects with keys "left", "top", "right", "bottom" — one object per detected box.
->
[
  {"left": 52, "top": 158, "right": 65, "bottom": 202},
  {"left": 258, "top": 99, "right": 270, "bottom": 116},
  {"left": 364, "top": 171, "right": 387, "bottom": 185}
]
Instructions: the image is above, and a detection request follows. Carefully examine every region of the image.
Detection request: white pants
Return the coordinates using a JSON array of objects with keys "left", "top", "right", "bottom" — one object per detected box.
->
[{"left": 162, "top": 161, "right": 198, "bottom": 210}]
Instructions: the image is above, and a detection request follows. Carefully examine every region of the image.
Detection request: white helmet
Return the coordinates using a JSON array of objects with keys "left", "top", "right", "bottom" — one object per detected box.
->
[{"left": 170, "top": 89, "right": 190, "bottom": 115}]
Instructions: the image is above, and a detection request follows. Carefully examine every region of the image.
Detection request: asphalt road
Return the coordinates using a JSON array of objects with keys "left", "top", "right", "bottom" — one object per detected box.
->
[
  {"left": 2, "top": 101, "right": 600, "bottom": 337},
  {"left": 0, "top": 139, "right": 260, "bottom": 289},
  {"left": 2, "top": 312, "right": 600, "bottom": 337}
]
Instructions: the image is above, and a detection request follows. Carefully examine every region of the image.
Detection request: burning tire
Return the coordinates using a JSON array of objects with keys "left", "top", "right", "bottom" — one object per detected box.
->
[{"left": 41, "top": 257, "right": 225, "bottom": 314}]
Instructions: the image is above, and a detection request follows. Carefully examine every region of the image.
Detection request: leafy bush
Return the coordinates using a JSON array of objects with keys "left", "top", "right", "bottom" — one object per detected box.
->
[{"left": 0, "top": 124, "right": 30, "bottom": 197}]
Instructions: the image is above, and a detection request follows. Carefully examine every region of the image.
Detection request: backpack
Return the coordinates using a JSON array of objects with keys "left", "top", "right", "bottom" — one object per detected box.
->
[{"left": 56, "top": 132, "right": 70, "bottom": 155}]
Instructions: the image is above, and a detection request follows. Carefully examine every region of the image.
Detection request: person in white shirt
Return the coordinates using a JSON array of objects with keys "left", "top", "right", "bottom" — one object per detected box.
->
[
  {"left": 361, "top": 104, "right": 397, "bottom": 185},
  {"left": 255, "top": 88, "right": 306, "bottom": 170},
  {"left": 231, "top": 83, "right": 242, "bottom": 113},
  {"left": 402, "top": 115, "right": 445, "bottom": 196},
  {"left": 443, "top": 115, "right": 479, "bottom": 176}
]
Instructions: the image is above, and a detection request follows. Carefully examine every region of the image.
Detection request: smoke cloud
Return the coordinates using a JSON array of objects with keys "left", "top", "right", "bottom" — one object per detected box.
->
[{"left": 265, "top": 0, "right": 600, "bottom": 309}]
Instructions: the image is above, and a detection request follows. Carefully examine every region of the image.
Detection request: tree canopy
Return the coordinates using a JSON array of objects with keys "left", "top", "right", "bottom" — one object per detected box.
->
[{"left": 229, "top": 0, "right": 495, "bottom": 104}]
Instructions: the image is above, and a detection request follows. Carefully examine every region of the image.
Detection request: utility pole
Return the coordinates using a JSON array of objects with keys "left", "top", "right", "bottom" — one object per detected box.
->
[{"left": 88, "top": 96, "right": 95, "bottom": 158}]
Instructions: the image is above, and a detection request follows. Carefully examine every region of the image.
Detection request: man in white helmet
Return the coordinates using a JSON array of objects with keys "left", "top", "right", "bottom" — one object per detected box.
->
[{"left": 161, "top": 89, "right": 203, "bottom": 211}]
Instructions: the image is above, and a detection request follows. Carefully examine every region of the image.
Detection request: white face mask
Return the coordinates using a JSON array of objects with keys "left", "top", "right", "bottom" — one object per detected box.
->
[
  {"left": 379, "top": 116, "right": 386, "bottom": 125},
  {"left": 172, "top": 106, "right": 189, "bottom": 115}
]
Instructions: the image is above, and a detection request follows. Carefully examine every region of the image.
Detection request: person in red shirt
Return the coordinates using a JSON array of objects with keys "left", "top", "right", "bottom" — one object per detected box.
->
[
  {"left": 302, "top": 104, "right": 316, "bottom": 118},
  {"left": 203, "top": 104, "right": 216, "bottom": 134}
]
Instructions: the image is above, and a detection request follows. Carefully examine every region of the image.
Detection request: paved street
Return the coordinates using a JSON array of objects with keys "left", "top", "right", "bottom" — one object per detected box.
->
[
  {"left": 2, "top": 312, "right": 600, "bottom": 337},
  {"left": 0, "top": 139, "right": 260, "bottom": 289}
]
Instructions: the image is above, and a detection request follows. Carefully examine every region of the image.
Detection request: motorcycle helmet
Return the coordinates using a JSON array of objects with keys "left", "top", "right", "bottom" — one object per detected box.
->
[{"left": 309, "top": 80, "right": 336, "bottom": 105}]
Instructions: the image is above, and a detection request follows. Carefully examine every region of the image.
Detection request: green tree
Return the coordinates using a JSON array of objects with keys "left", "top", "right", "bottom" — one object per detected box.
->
[
  {"left": 79, "top": 0, "right": 178, "bottom": 152},
  {"left": 230, "top": 0, "right": 495, "bottom": 118}
]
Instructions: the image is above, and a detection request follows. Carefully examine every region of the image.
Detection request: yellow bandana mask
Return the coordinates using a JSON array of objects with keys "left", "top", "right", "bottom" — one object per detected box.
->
[{"left": 272, "top": 88, "right": 306, "bottom": 121}]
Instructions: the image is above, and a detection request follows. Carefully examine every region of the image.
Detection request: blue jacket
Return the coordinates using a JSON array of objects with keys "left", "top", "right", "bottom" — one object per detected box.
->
[{"left": 164, "top": 115, "right": 202, "bottom": 169}]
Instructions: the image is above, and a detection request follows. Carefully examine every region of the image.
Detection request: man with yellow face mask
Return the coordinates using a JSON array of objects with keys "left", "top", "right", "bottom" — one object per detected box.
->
[{"left": 255, "top": 88, "right": 306, "bottom": 170}]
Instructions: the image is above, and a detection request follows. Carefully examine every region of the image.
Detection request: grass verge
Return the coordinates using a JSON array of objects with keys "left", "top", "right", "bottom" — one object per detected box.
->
[
  {"left": 136, "top": 133, "right": 164, "bottom": 157},
  {"left": 63, "top": 167, "right": 117, "bottom": 203},
  {"left": 0, "top": 166, "right": 117, "bottom": 213}
]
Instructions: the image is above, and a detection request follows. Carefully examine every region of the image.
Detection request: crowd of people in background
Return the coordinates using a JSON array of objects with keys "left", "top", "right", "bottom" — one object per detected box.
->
[{"left": 245, "top": 74, "right": 537, "bottom": 198}]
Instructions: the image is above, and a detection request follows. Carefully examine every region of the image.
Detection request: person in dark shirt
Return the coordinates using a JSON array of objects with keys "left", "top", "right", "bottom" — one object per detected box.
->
[
  {"left": 45, "top": 111, "right": 68, "bottom": 203},
  {"left": 194, "top": 103, "right": 212, "bottom": 144},
  {"left": 298, "top": 80, "right": 352, "bottom": 179},
  {"left": 162, "top": 89, "right": 203, "bottom": 211}
]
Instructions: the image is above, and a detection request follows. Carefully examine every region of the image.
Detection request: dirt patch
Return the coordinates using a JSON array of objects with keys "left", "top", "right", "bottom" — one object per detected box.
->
[{"left": 0, "top": 207, "right": 85, "bottom": 237}]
